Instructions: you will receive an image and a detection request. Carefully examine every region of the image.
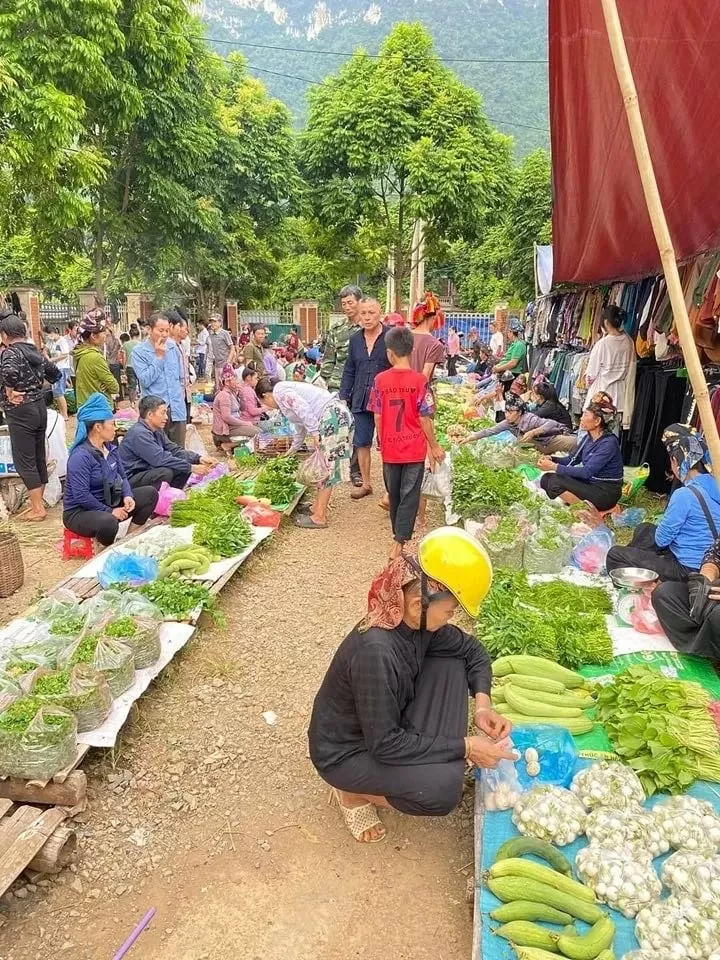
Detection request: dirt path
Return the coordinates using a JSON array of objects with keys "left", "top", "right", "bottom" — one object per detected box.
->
[{"left": 0, "top": 475, "right": 474, "bottom": 960}]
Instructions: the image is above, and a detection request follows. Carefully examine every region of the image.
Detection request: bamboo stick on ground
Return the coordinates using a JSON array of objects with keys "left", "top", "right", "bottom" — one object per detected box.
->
[{"left": 599, "top": 0, "right": 720, "bottom": 474}]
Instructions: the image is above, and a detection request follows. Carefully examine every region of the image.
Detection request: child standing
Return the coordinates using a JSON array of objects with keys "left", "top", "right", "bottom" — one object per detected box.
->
[{"left": 369, "top": 326, "right": 445, "bottom": 559}]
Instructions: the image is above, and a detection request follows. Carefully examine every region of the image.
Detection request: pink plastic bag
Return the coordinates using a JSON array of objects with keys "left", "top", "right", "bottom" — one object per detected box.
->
[
  {"left": 241, "top": 504, "right": 282, "bottom": 530},
  {"left": 570, "top": 526, "right": 614, "bottom": 575},
  {"left": 629, "top": 593, "right": 666, "bottom": 636},
  {"left": 297, "top": 449, "right": 330, "bottom": 486},
  {"left": 154, "top": 482, "right": 186, "bottom": 518}
]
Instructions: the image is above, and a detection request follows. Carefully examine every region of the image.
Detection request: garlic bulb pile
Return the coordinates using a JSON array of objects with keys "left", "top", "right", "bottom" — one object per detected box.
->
[
  {"left": 653, "top": 796, "right": 720, "bottom": 851},
  {"left": 571, "top": 761, "right": 645, "bottom": 809},
  {"left": 662, "top": 850, "right": 720, "bottom": 907},
  {"left": 511, "top": 786, "right": 586, "bottom": 846},
  {"left": 575, "top": 844, "right": 661, "bottom": 918},
  {"left": 585, "top": 803, "right": 670, "bottom": 859},
  {"left": 635, "top": 896, "right": 720, "bottom": 959}
]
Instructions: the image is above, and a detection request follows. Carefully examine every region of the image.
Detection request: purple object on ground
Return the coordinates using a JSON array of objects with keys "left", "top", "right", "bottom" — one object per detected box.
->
[{"left": 113, "top": 908, "right": 156, "bottom": 959}]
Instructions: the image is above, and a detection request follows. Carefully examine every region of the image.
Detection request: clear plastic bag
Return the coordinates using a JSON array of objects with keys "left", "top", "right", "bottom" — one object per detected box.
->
[
  {"left": 32, "top": 664, "right": 112, "bottom": 733},
  {"left": 480, "top": 739, "right": 522, "bottom": 811},
  {"left": 570, "top": 525, "right": 615, "bottom": 575},
  {"left": 6, "top": 633, "right": 62, "bottom": 672},
  {"left": 296, "top": 449, "right": 330, "bottom": 486},
  {"left": 614, "top": 507, "right": 648, "bottom": 528},
  {"left": 28, "top": 590, "right": 81, "bottom": 624},
  {"left": 98, "top": 553, "right": 159, "bottom": 588},
  {"left": 421, "top": 460, "right": 452, "bottom": 502},
  {"left": 92, "top": 638, "right": 135, "bottom": 699},
  {"left": 661, "top": 850, "right": 720, "bottom": 904},
  {"left": 636, "top": 897, "right": 720, "bottom": 956},
  {"left": 512, "top": 786, "right": 586, "bottom": 846},
  {"left": 523, "top": 522, "right": 573, "bottom": 575},
  {"left": 103, "top": 615, "right": 161, "bottom": 669},
  {"left": 480, "top": 515, "right": 524, "bottom": 570},
  {"left": 475, "top": 438, "right": 517, "bottom": 470},
  {"left": 571, "top": 760, "right": 645, "bottom": 808},
  {"left": 507, "top": 726, "right": 578, "bottom": 789},
  {"left": 154, "top": 482, "right": 186, "bottom": 518},
  {"left": 0, "top": 703, "right": 77, "bottom": 780},
  {"left": 185, "top": 423, "right": 208, "bottom": 457},
  {"left": 586, "top": 803, "right": 670, "bottom": 858},
  {"left": 653, "top": 796, "right": 720, "bottom": 851},
  {"left": 83, "top": 589, "right": 163, "bottom": 628},
  {"left": 576, "top": 844, "right": 662, "bottom": 917}
]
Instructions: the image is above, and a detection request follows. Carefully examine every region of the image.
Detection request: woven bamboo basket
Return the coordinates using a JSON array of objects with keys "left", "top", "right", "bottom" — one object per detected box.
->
[
  {"left": 0, "top": 528, "right": 24, "bottom": 598},
  {"left": 253, "top": 435, "right": 294, "bottom": 458}
]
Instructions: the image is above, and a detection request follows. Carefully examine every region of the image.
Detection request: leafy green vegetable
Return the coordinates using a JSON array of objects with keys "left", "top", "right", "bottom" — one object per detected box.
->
[
  {"left": 5, "top": 660, "right": 40, "bottom": 679},
  {"left": 204, "top": 474, "right": 245, "bottom": 507},
  {"left": 193, "top": 514, "right": 253, "bottom": 558},
  {"left": 48, "top": 612, "right": 87, "bottom": 637},
  {"left": 485, "top": 516, "right": 519, "bottom": 546},
  {"left": 0, "top": 697, "right": 72, "bottom": 734},
  {"left": 477, "top": 569, "right": 613, "bottom": 668},
  {"left": 451, "top": 449, "right": 532, "bottom": 519},
  {"left": 254, "top": 456, "right": 298, "bottom": 504},
  {"left": 33, "top": 670, "right": 71, "bottom": 696},
  {"left": 104, "top": 616, "right": 137, "bottom": 639},
  {"left": 139, "top": 578, "right": 222, "bottom": 624},
  {"left": 169, "top": 490, "right": 231, "bottom": 528},
  {"left": 67, "top": 634, "right": 100, "bottom": 666},
  {"left": 595, "top": 665, "right": 720, "bottom": 795}
]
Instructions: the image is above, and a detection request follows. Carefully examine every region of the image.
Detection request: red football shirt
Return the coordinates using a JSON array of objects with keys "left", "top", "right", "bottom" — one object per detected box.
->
[{"left": 368, "top": 368, "right": 435, "bottom": 464}]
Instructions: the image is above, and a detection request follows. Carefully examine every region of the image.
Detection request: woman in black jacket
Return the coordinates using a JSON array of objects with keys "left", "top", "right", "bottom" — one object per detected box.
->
[
  {"left": 0, "top": 312, "right": 61, "bottom": 521},
  {"left": 530, "top": 381, "right": 573, "bottom": 431}
]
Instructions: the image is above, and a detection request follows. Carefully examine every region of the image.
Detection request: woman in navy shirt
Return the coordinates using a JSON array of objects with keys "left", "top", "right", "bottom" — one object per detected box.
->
[{"left": 538, "top": 399, "right": 623, "bottom": 511}]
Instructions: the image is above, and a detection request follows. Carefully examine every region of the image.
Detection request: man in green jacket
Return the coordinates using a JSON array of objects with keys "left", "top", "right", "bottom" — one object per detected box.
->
[
  {"left": 321, "top": 285, "right": 363, "bottom": 484},
  {"left": 73, "top": 310, "right": 119, "bottom": 407}
]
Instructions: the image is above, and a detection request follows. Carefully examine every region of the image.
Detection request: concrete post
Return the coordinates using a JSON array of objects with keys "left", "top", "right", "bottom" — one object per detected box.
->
[
  {"left": 226, "top": 301, "right": 238, "bottom": 340},
  {"left": 14, "top": 288, "right": 41, "bottom": 346}
]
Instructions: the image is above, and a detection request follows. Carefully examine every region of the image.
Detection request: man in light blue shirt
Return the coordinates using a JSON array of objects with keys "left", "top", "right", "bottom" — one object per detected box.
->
[{"left": 131, "top": 311, "right": 187, "bottom": 445}]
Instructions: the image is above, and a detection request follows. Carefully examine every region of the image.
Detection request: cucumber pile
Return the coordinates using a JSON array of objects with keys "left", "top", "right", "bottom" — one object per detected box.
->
[{"left": 492, "top": 655, "right": 596, "bottom": 735}]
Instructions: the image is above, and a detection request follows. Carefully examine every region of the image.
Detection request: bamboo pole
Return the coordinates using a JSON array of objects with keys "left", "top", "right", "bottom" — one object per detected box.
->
[
  {"left": 599, "top": 0, "right": 720, "bottom": 475},
  {"left": 533, "top": 242, "right": 540, "bottom": 300}
]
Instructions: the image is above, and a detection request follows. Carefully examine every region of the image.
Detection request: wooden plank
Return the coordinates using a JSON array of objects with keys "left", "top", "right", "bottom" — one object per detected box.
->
[
  {"left": 283, "top": 484, "right": 306, "bottom": 518},
  {"left": 0, "top": 800, "right": 13, "bottom": 821},
  {"left": 0, "top": 806, "right": 45, "bottom": 859},
  {"left": 0, "top": 771, "right": 86, "bottom": 809},
  {"left": 53, "top": 744, "right": 90, "bottom": 784},
  {"left": 0, "top": 807, "right": 66, "bottom": 896}
]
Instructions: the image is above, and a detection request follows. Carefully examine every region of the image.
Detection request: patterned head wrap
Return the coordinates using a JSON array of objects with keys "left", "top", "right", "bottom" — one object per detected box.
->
[
  {"left": 384, "top": 312, "right": 406, "bottom": 327},
  {"left": 80, "top": 307, "right": 107, "bottom": 335},
  {"left": 587, "top": 397, "right": 617, "bottom": 428},
  {"left": 221, "top": 363, "right": 236, "bottom": 383},
  {"left": 411, "top": 291, "right": 445, "bottom": 331},
  {"left": 508, "top": 317, "right": 524, "bottom": 335},
  {"left": 505, "top": 395, "right": 527, "bottom": 415},
  {"left": 662, "top": 423, "right": 711, "bottom": 482},
  {"left": 510, "top": 375, "right": 527, "bottom": 396},
  {"left": 359, "top": 556, "right": 446, "bottom": 632}
]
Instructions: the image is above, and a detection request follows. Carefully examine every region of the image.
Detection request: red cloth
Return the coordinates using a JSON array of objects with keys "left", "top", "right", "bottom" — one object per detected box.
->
[
  {"left": 550, "top": 0, "right": 720, "bottom": 285},
  {"left": 368, "top": 368, "right": 434, "bottom": 464}
]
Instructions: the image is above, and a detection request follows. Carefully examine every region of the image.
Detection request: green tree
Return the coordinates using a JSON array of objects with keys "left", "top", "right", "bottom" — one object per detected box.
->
[
  {"left": 506, "top": 149, "right": 552, "bottom": 299},
  {"left": 299, "top": 22, "right": 513, "bottom": 311}
]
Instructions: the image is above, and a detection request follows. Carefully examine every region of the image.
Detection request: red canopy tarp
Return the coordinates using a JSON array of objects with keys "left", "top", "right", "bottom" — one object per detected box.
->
[{"left": 550, "top": 0, "right": 720, "bottom": 286}]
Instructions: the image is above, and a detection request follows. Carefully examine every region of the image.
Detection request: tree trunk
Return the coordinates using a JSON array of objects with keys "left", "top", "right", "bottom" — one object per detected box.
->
[{"left": 94, "top": 211, "right": 105, "bottom": 305}]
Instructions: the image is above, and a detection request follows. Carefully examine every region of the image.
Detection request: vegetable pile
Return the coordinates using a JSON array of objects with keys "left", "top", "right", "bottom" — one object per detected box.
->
[
  {"left": 31, "top": 665, "right": 112, "bottom": 733},
  {"left": 481, "top": 573, "right": 613, "bottom": 670},
  {"left": 169, "top": 490, "right": 229, "bottom": 527},
  {"left": 512, "top": 786, "right": 587, "bottom": 846},
  {"left": 492, "top": 654, "right": 596, "bottom": 734},
  {"left": 158, "top": 544, "right": 216, "bottom": 577},
  {"left": 139, "top": 578, "right": 219, "bottom": 623},
  {"left": 193, "top": 514, "right": 253, "bottom": 558},
  {"left": 575, "top": 842, "right": 662, "bottom": 918},
  {"left": 104, "top": 615, "right": 160, "bottom": 669},
  {"left": 571, "top": 761, "right": 645, "bottom": 809},
  {"left": 653, "top": 796, "right": 720, "bottom": 852},
  {"left": 253, "top": 456, "right": 298, "bottom": 505},
  {"left": 595, "top": 666, "right": 720, "bottom": 795},
  {"left": 0, "top": 699, "right": 77, "bottom": 779},
  {"left": 451, "top": 449, "right": 532, "bottom": 519}
]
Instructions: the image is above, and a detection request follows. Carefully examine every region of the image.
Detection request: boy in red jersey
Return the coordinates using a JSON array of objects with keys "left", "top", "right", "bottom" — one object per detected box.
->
[{"left": 369, "top": 326, "right": 445, "bottom": 559}]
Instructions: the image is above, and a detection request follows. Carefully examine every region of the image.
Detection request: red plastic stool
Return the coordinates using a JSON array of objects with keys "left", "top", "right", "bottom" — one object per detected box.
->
[{"left": 62, "top": 529, "right": 95, "bottom": 561}]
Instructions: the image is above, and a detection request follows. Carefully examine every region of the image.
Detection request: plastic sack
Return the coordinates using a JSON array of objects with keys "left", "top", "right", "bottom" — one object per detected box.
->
[
  {"left": 241, "top": 504, "right": 281, "bottom": 530},
  {"left": 586, "top": 803, "right": 670, "bottom": 859},
  {"left": 32, "top": 664, "right": 112, "bottom": 733},
  {"left": 479, "top": 738, "right": 522, "bottom": 811},
  {"left": 505, "top": 725, "right": 578, "bottom": 789},
  {"left": 98, "top": 552, "right": 159, "bottom": 588},
  {"left": 421, "top": 460, "right": 452, "bottom": 502},
  {"left": 184, "top": 423, "right": 208, "bottom": 457},
  {"left": 523, "top": 522, "right": 573, "bottom": 575},
  {"left": 625, "top": 592, "right": 666, "bottom": 635},
  {"left": 662, "top": 850, "right": 720, "bottom": 905},
  {"left": 480, "top": 515, "right": 524, "bottom": 571},
  {"left": 653, "top": 795, "right": 720, "bottom": 851},
  {"left": 190, "top": 402, "right": 213, "bottom": 426},
  {"left": 570, "top": 525, "right": 614, "bottom": 575},
  {"left": 6, "top": 632, "right": 62, "bottom": 673},
  {"left": 512, "top": 785, "right": 586, "bottom": 846},
  {"left": 571, "top": 760, "right": 645, "bottom": 809},
  {"left": 0, "top": 703, "right": 77, "bottom": 779},
  {"left": 614, "top": 506, "right": 647, "bottom": 528},
  {"left": 29, "top": 590, "right": 82, "bottom": 625},
  {"left": 297, "top": 449, "right": 330, "bottom": 487},
  {"left": 187, "top": 463, "right": 228, "bottom": 488},
  {"left": 576, "top": 844, "right": 662, "bottom": 916},
  {"left": 103, "top": 615, "right": 161, "bottom": 669},
  {"left": 92, "top": 638, "right": 135, "bottom": 699},
  {"left": 155, "top": 482, "right": 187, "bottom": 518},
  {"left": 0, "top": 674, "right": 22, "bottom": 699},
  {"left": 636, "top": 898, "right": 720, "bottom": 955},
  {"left": 475, "top": 438, "right": 517, "bottom": 470}
]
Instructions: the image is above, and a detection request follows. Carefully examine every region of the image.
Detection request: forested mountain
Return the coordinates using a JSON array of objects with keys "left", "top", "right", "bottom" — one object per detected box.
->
[{"left": 196, "top": 0, "right": 549, "bottom": 154}]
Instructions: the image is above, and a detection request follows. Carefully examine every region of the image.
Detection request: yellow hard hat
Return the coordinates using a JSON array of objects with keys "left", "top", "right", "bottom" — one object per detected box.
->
[{"left": 417, "top": 526, "right": 493, "bottom": 618}]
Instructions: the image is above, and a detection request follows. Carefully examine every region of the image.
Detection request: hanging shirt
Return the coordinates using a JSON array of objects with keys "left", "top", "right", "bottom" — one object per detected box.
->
[{"left": 368, "top": 368, "right": 435, "bottom": 464}]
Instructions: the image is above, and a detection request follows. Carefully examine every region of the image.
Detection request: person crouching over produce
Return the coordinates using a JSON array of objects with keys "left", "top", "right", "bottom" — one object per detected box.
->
[
  {"left": 255, "top": 376, "right": 354, "bottom": 530},
  {"left": 308, "top": 527, "right": 512, "bottom": 843},
  {"left": 212, "top": 364, "right": 260, "bottom": 454},
  {"left": 120, "top": 395, "right": 216, "bottom": 490},
  {"left": 461, "top": 396, "right": 576, "bottom": 456},
  {"left": 537, "top": 399, "right": 623, "bottom": 511},
  {"left": 607, "top": 424, "right": 720, "bottom": 582},
  {"left": 63, "top": 393, "right": 159, "bottom": 547}
]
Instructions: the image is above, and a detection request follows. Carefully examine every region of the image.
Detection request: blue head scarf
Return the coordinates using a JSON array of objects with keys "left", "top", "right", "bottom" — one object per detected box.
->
[
  {"left": 662, "top": 423, "right": 712, "bottom": 482},
  {"left": 71, "top": 392, "right": 114, "bottom": 450}
]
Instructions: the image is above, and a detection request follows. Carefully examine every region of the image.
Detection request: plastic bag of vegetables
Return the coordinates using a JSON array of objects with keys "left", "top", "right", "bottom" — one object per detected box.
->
[
  {"left": 585, "top": 802, "right": 670, "bottom": 858},
  {"left": 511, "top": 785, "right": 586, "bottom": 845},
  {"left": 575, "top": 843, "right": 662, "bottom": 917},
  {"left": 479, "top": 515, "right": 524, "bottom": 571},
  {"left": 523, "top": 521, "right": 573, "bottom": 575},
  {"left": 662, "top": 850, "right": 720, "bottom": 905},
  {"left": 571, "top": 760, "right": 645, "bottom": 809},
  {"left": 0, "top": 700, "right": 77, "bottom": 780},
  {"left": 480, "top": 741, "right": 522, "bottom": 811},
  {"left": 32, "top": 664, "right": 112, "bottom": 733},
  {"left": 102, "top": 616, "right": 161, "bottom": 670},
  {"left": 59, "top": 632, "right": 136, "bottom": 700},
  {"left": 653, "top": 796, "right": 720, "bottom": 851},
  {"left": 636, "top": 896, "right": 720, "bottom": 959}
]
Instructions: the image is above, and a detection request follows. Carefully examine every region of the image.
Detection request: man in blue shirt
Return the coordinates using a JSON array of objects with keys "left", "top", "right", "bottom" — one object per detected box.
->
[
  {"left": 607, "top": 424, "right": 720, "bottom": 582},
  {"left": 131, "top": 311, "right": 187, "bottom": 445}
]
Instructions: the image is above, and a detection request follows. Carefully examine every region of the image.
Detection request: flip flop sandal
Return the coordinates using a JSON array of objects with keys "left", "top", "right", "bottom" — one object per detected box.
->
[
  {"left": 295, "top": 514, "right": 328, "bottom": 529},
  {"left": 331, "top": 790, "right": 385, "bottom": 843},
  {"left": 377, "top": 499, "right": 390, "bottom": 512}
]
